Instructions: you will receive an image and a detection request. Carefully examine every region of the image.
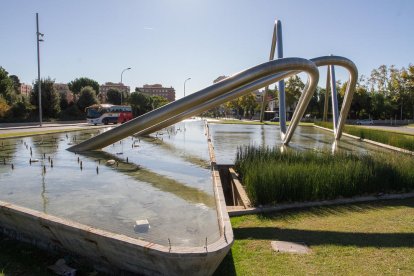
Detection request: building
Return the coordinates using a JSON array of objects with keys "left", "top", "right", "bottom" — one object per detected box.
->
[
  {"left": 20, "top": 83, "right": 32, "bottom": 97},
  {"left": 137, "top": 84, "right": 175, "bottom": 102},
  {"left": 53, "top": 83, "right": 74, "bottom": 103},
  {"left": 213, "top": 76, "right": 228, "bottom": 83},
  {"left": 100, "top": 82, "right": 130, "bottom": 103}
]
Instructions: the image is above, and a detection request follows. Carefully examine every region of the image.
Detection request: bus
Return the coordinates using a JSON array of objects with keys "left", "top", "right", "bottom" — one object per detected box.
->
[{"left": 86, "top": 104, "right": 133, "bottom": 125}]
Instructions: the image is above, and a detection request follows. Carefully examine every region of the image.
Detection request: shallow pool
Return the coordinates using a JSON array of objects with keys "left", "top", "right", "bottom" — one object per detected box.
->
[{"left": 0, "top": 119, "right": 219, "bottom": 247}]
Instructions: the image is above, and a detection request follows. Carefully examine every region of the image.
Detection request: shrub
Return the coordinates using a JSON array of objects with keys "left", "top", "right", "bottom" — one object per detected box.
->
[{"left": 235, "top": 145, "right": 414, "bottom": 205}]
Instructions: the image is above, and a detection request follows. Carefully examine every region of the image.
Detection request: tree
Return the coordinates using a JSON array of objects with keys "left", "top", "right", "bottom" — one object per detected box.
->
[
  {"left": 68, "top": 77, "right": 100, "bottom": 95},
  {"left": 31, "top": 77, "right": 61, "bottom": 118},
  {"left": 77, "top": 86, "right": 99, "bottom": 112},
  {"left": 129, "top": 92, "right": 151, "bottom": 116},
  {"left": 106, "top": 88, "right": 122, "bottom": 105},
  {"left": 9, "top": 75, "right": 21, "bottom": 94},
  {"left": 150, "top": 95, "right": 169, "bottom": 110},
  {"left": 8, "top": 100, "right": 34, "bottom": 119},
  {"left": 0, "top": 67, "right": 16, "bottom": 104},
  {"left": 401, "top": 64, "right": 414, "bottom": 119},
  {"left": 238, "top": 92, "right": 258, "bottom": 118},
  {"left": 0, "top": 97, "right": 10, "bottom": 118},
  {"left": 285, "top": 76, "right": 305, "bottom": 109}
]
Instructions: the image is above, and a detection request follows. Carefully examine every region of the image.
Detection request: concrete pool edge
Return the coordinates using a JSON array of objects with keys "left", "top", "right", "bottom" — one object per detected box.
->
[{"left": 314, "top": 124, "right": 414, "bottom": 155}]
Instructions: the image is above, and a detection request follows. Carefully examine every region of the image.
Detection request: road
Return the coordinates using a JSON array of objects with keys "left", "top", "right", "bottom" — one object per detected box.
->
[
  {"left": 0, "top": 121, "right": 108, "bottom": 136},
  {"left": 357, "top": 125, "right": 414, "bottom": 135}
]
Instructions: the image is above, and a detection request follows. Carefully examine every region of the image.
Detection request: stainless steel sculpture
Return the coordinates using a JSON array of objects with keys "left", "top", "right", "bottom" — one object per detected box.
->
[
  {"left": 68, "top": 58, "right": 320, "bottom": 152},
  {"left": 68, "top": 20, "right": 358, "bottom": 152},
  {"left": 258, "top": 20, "right": 358, "bottom": 141}
]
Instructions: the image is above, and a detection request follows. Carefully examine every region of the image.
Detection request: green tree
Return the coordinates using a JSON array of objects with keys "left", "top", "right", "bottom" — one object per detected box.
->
[
  {"left": 106, "top": 88, "right": 122, "bottom": 105},
  {"left": 129, "top": 92, "right": 151, "bottom": 116},
  {"left": 8, "top": 99, "right": 34, "bottom": 119},
  {"left": 9, "top": 75, "right": 21, "bottom": 94},
  {"left": 0, "top": 97, "right": 10, "bottom": 118},
  {"left": 77, "top": 86, "right": 99, "bottom": 112},
  {"left": 0, "top": 67, "right": 16, "bottom": 104},
  {"left": 31, "top": 77, "right": 61, "bottom": 118},
  {"left": 285, "top": 76, "right": 305, "bottom": 108},
  {"left": 401, "top": 65, "right": 414, "bottom": 119},
  {"left": 238, "top": 92, "right": 258, "bottom": 118},
  {"left": 150, "top": 95, "right": 169, "bottom": 109},
  {"left": 68, "top": 77, "right": 100, "bottom": 95}
]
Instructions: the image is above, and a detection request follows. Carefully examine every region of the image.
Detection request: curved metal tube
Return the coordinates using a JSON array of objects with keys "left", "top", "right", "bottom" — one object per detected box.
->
[
  {"left": 288, "top": 56, "right": 358, "bottom": 141},
  {"left": 68, "top": 58, "right": 319, "bottom": 152},
  {"left": 259, "top": 20, "right": 278, "bottom": 122},
  {"left": 138, "top": 68, "right": 307, "bottom": 136},
  {"left": 141, "top": 55, "right": 357, "bottom": 144}
]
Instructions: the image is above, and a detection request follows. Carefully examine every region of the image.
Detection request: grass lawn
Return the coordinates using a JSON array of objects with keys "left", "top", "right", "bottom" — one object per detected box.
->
[
  {"left": 1, "top": 199, "right": 413, "bottom": 275},
  {"left": 215, "top": 198, "right": 414, "bottom": 275}
]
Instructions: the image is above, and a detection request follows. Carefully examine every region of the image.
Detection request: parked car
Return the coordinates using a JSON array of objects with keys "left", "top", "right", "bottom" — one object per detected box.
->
[
  {"left": 356, "top": 119, "right": 374, "bottom": 125},
  {"left": 270, "top": 117, "right": 279, "bottom": 122}
]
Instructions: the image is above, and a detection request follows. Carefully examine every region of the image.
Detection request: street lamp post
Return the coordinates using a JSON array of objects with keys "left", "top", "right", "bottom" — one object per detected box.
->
[
  {"left": 120, "top": 67, "right": 131, "bottom": 105},
  {"left": 184, "top": 77, "right": 191, "bottom": 98},
  {"left": 36, "top": 13, "right": 44, "bottom": 127}
]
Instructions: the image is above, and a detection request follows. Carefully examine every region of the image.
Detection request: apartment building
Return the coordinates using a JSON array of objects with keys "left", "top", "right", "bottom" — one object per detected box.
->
[
  {"left": 54, "top": 83, "right": 74, "bottom": 103},
  {"left": 99, "top": 82, "right": 130, "bottom": 103},
  {"left": 19, "top": 83, "right": 32, "bottom": 97},
  {"left": 137, "top": 84, "right": 175, "bottom": 102}
]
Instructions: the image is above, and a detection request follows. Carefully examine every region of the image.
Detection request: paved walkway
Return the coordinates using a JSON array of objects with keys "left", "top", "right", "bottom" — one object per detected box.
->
[
  {"left": 358, "top": 125, "right": 414, "bottom": 135},
  {"left": 0, "top": 122, "right": 108, "bottom": 136}
]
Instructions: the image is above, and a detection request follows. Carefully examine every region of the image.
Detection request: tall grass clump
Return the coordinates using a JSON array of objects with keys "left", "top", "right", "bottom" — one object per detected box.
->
[
  {"left": 235, "top": 146, "right": 414, "bottom": 205},
  {"left": 314, "top": 122, "right": 414, "bottom": 151}
]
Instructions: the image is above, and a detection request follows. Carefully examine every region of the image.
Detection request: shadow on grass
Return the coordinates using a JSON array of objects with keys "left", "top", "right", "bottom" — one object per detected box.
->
[
  {"left": 233, "top": 227, "right": 414, "bottom": 248},
  {"left": 213, "top": 249, "right": 236, "bottom": 276},
  {"left": 257, "top": 198, "right": 414, "bottom": 222}
]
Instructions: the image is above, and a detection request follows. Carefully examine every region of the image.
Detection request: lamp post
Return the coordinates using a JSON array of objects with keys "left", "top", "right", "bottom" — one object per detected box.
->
[
  {"left": 120, "top": 67, "right": 131, "bottom": 105},
  {"left": 36, "top": 13, "right": 44, "bottom": 127},
  {"left": 184, "top": 77, "right": 191, "bottom": 98}
]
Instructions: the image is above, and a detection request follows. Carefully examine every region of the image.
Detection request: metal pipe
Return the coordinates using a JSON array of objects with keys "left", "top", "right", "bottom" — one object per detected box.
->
[
  {"left": 330, "top": 64, "right": 339, "bottom": 135},
  {"left": 274, "top": 56, "right": 358, "bottom": 144},
  {"left": 68, "top": 58, "right": 319, "bottom": 152},
  {"left": 323, "top": 66, "right": 331, "bottom": 122},
  {"left": 36, "top": 13, "right": 43, "bottom": 127},
  {"left": 259, "top": 20, "right": 277, "bottom": 122},
  {"left": 276, "top": 21, "right": 287, "bottom": 137},
  {"left": 184, "top": 77, "right": 191, "bottom": 97},
  {"left": 120, "top": 67, "right": 131, "bottom": 105},
  {"left": 288, "top": 56, "right": 357, "bottom": 141},
  {"left": 138, "top": 69, "right": 306, "bottom": 136}
]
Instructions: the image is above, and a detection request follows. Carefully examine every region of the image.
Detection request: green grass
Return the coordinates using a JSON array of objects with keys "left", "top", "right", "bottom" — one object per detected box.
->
[
  {"left": 235, "top": 146, "right": 414, "bottom": 205},
  {"left": 315, "top": 121, "right": 414, "bottom": 151},
  {"left": 215, "top": 198, "right": 414, "bottom": 275}
]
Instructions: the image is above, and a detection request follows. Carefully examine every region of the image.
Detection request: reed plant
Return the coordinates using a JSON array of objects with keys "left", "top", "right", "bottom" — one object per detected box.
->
[
  {"left": 314, "top": 121, "right": 414, "bottom": 151},
  {"left": 235, "top": 145, "right": 414, "bottom": 205}
]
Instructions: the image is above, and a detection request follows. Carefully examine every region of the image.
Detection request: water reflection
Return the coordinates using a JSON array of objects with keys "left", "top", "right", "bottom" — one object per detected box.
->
[
  {"left": 79, "top": 150, "right": 215, "bottom": 208},
  {"left": 0, "top": 120, "right": 220, "bottom": 247},
  {"left": 209, "top": 123, "right": 393, "bottom": 164}
]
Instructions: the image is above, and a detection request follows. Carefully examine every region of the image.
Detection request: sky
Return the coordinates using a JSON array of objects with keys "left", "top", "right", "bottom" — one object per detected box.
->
[{"left": 1, "top": 0, "right": 414, "bottom": 99}]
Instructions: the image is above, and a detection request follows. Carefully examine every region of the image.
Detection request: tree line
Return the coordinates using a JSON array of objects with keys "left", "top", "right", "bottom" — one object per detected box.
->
[
  {"left": 2, "top": 63, "right": 413, "bottom": 122},
  {"left": 205, "top": 63, "right": 414, "bottom": 121},
  {"left": 0, "top": 68, "right": 169, "bottom": 122}
]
